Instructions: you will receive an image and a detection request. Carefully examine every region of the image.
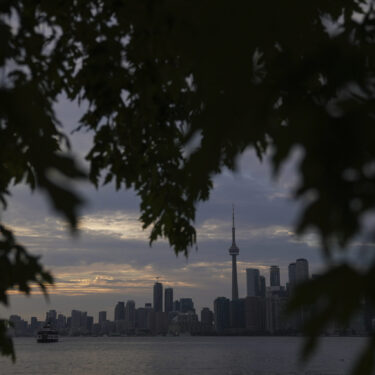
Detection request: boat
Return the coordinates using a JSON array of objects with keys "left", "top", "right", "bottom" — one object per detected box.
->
[{"left": 37, "top": 323, "right": 59, "bottom": 343}]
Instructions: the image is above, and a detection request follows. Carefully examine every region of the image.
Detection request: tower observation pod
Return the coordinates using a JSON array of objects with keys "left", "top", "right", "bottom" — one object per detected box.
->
[{"left": 229, "top": 205, "right": 239, "bottom": 300}]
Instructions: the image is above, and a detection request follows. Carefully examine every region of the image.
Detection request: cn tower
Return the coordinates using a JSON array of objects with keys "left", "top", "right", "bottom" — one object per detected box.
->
[{"left": 229, "top": 205, "right": 239, "bottom": 300}]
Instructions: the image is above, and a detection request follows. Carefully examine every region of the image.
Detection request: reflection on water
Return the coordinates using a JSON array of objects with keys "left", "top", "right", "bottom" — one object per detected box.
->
[{"left": 0, "top": 336, "right": 366, "bottom": 375}]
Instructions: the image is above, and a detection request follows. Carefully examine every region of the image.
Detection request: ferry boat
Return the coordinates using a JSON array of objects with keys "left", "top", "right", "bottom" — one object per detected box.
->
[{"left": 37, "top": 324, "right": 59, "bottom": 343}]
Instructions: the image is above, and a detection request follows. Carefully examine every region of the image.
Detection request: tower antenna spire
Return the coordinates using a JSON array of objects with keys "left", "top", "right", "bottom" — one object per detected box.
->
[
  {"left": 229, "top": 204, "right": 239, "bottom": 300},
  {"left": 232, "top": 203, "right": 235, "bottom": 228},
  {"left": 232, "top": 203, "right": 236, "bottom": 245}
]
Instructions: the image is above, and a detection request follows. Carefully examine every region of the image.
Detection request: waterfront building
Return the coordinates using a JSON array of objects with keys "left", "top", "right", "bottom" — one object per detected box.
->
[
  {"left": 80, "top": 312, "right": 88, "bottom": 333},
  {"left": 201, "top": 307, "right": 214, "bottom": 328},
  {"left": 135, "top": 307, "right": 148, "bottom": 332},
  {"left": 230, "top": 298, "right": 246, "bottom": 329},
  {"left": 176, "top": 312, "right": 199, "bottom": 334},
  {"left": 288, "top": 262, "right": 296, "bottom": 287},
  {"left": 125, "top": 300, "right": 136, "bottom": 331},
  {"left": 153, "top": 282, "right": 163, "bottom": 313},
  {"left": 246, "top": 268, "right": 260, "bottom": 297},
  {"left": 71, "top": 310, "right": 82, "bottom": 335},
  {"left": 259, "top": 275, "right": 266, "bottom": 297},
  {"left": 114, "top": 301, "right": 125, "bottom": 321},
  {"left": 180, "top": 298, "right": 195, "bottom": 313},
  {"left": 265, "top": 295, "right": 289, "bottom": 334},
  {"left": 46, "top": 310, "right": 57, "bottom": 326},
  {"left": 87, "top": 316, "right": 93, "bottom": 333},
  {"left": 147, "top": 308, "right": 156, "bottom": 334},
  {"left": 30, "top": 317, "right": 39, "bottom": 333},
  {"left": 245, "top": 296, "right": 266, "bottom": 332},
  {"left": 165, "top": 288, "right": 173, "bottom": 313},
  {"left": 214, "top": 297, "right": 230, "bottom": 332},
  {"left": 9, "top": 315, "right": 27, "bottom": 337},
  {"left": 155, "top": 311, "right": 168, "bottom": 335},
  {"left": 270, "top": 265, "right": 280, "bottom": 287},
  {"left": 57, "top": 314, "right": 67, "bottom": 331},
  {"left": 98, "top": 311, "right": 107, "bottom": 325},
  {"left": 229, "top": 206, "right": 240, "bottom": 300},
  {"left": 173, "top": 300, "right": 181, "bottom": 312},
  {"left": 296, "top": 258, "right": 309, "bottom": 283}
]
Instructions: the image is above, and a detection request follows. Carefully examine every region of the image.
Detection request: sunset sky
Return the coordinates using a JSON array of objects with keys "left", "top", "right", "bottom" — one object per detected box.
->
[{"left": 0, "top": 96, "right": 325, "bottom": 321}]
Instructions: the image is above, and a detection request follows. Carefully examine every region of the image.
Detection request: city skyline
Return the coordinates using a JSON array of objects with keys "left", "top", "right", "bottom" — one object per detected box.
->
[
  {"left": 0, "top": 98, "right": 327, "bottom": 321},
  {"left": 1, "top": 188, "right": 323, "bottom": 321},
  {"left": 6, "top": 257, "right": 310, "bottom": 322},
  {"left": 8, "top": 258, "right": 312, "bottom": 336},
  {"left": 10, "top": 256, "right": 369, "bottom": 338}
]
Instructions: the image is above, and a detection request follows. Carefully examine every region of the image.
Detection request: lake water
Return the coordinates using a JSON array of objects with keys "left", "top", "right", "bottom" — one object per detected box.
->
[{"left": 0, "top": 336, "right": 367, "bottom": 375}]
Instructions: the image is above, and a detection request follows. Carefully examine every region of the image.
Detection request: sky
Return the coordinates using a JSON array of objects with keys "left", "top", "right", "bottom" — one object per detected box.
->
[{"left": 0, "top": 96, "right": 327, "bottom": 322}]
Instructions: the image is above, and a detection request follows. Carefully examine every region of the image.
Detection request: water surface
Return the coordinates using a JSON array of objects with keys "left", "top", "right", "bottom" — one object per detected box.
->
[{"left": 0, "top": 336, "right": 366, "bottom": 375}]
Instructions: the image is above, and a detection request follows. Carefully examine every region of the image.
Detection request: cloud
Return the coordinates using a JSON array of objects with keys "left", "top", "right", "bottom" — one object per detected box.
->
[
  {"left": 9, "top": 262, "right": 197, "bottom": 297},
  {"left": 78, "top": 211, "right": 151, "bottom": 241}
]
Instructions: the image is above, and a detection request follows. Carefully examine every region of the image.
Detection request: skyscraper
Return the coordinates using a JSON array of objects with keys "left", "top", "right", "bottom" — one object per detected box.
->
[
  {"left": 71, "top": 310, "right": 82, "bottom": 334},
  {"left": 153, "top": 282, "right": 163, "bottom": 312},
  {"left": 270, "top": 265, "right": 280, "bottom": 287},
  {"left": 246, "top": 268, "right": 260, "bottom": 297},
  {"left": 114, "top": 301, "right": 125, "bottom": 321},
  {"left": 98, "top": 311, "right": 107, "bottom": 325},
  {"left": 296, "top": 258, "right": 309, "bottom": 283},
  {"left": 180, "top": 298, "right": 194, "bottom": 313},
  {"left": 165, "top": 288, "right": 173, "bottom": 313},
  {"left": 173, "top": 300, "right": 181, "bottom": 312},
  {"left": 245, "top": 296, "right": 266, "bottom": 332},
  {"left": 46, "top": 309, "right": 57, "bottom": 326},
  {"left": 259, "top": 275, "right": 266, "bottom": 297},
  {"left": 201, "top": 308, "right": 214, "bottom": 327},
  {"left": 125, "top": 300, "right": 136, "bottom": 330},
  {"left": 288, "top": 262, "right": 296, "bottom": 287},
  {"left": 230, "top": 298, "right": 246, "bottom": 329},
  {"left": 214, "top": 297, "right": 230, "bottom": 332},
  {"left": 229, "top": 206, "right": 239, "bottom": 300}
]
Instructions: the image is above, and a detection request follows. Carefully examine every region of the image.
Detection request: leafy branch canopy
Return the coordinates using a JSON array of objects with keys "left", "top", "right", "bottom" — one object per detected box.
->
[{"left": 1, "top": 1, "right": 375, "bottom": 372}]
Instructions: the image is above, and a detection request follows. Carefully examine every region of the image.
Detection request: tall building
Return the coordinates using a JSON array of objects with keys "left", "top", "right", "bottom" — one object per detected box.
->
[
  {"left": 86, "top": 316, "right": 93, "bottom": 333},
  {"left": 125, "top": 300, "right": 136, "bottom": 331},
  {"left": 30, "top": 317, "right": 38, "bottom": 332},
  {"left": 214, "top": 297, "right": 230, "bottom": 332},
  {"left": 270, "top": 265, "right": 280, "bottom": 287},
  {"left": 173, "top": 300, "right": 181, "bottom": 312},
  {"left": 98, "top": 311, "right": 107, "bottom": 325},
  {"left": 296, "top": 258, "right": 309, "bottom": 283},
  {"left": 201, "top": 307, "right": 214, "bottom": 327},
  {"left": 80, "top": 311, "right": 88, "bottom": 332},
  {"left": 46, "top": 309, "right": 57, "bottom": 326},
  {"left": 71, "top": 310, "right": 82, "bottom": 334},
  {"left": 259, "top": 275, "right": 266, "bottom": 297},
  {"left": 57, "top": 314, "right": 66, "bottom": 331},
  {"left": 165, "top": 288, "right": 173, "bottom": 313},
  {"left": 180, "top": 298, "right": 194, "bottom": 313},
  {"left": 245, "top": 296, "right": 266, "bottom": 332},
  {"left": 155, "top": 312, "right": 168, "bottom": 335},
  {"left": 230, "top": 298, "right": 246, "bottom": 329},
  {"left": 229, "top": 206, "right": 239, "bottom": 300},
  {"left": 246, "top": 268, "right": 260, "bottom": 297},
  {"left": 114, "top": 301, "right": 125, "bottom": 321},
  {"left": 266, "top": 295, "right": 289, "bottom": 334},
  {"left": 136, "top": 307, "right": 148, "bottom": 331},
  {"left": 288, "top": 263, "right": 296, "bottom": 288},
  {"left": 153, "top": 282, "right": 163, "bottom": 312}
]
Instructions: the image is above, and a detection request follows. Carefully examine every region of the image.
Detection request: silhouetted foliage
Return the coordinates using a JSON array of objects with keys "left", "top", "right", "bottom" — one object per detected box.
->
[
  {"left": 0, "top": 224, "right": 53, "bottom": 360},
  {"left": 1, "top": 1, "right": 375, "bottom": 371},
  {"left": 0, "top": 320, "right": 14, "bottom": 362}
]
